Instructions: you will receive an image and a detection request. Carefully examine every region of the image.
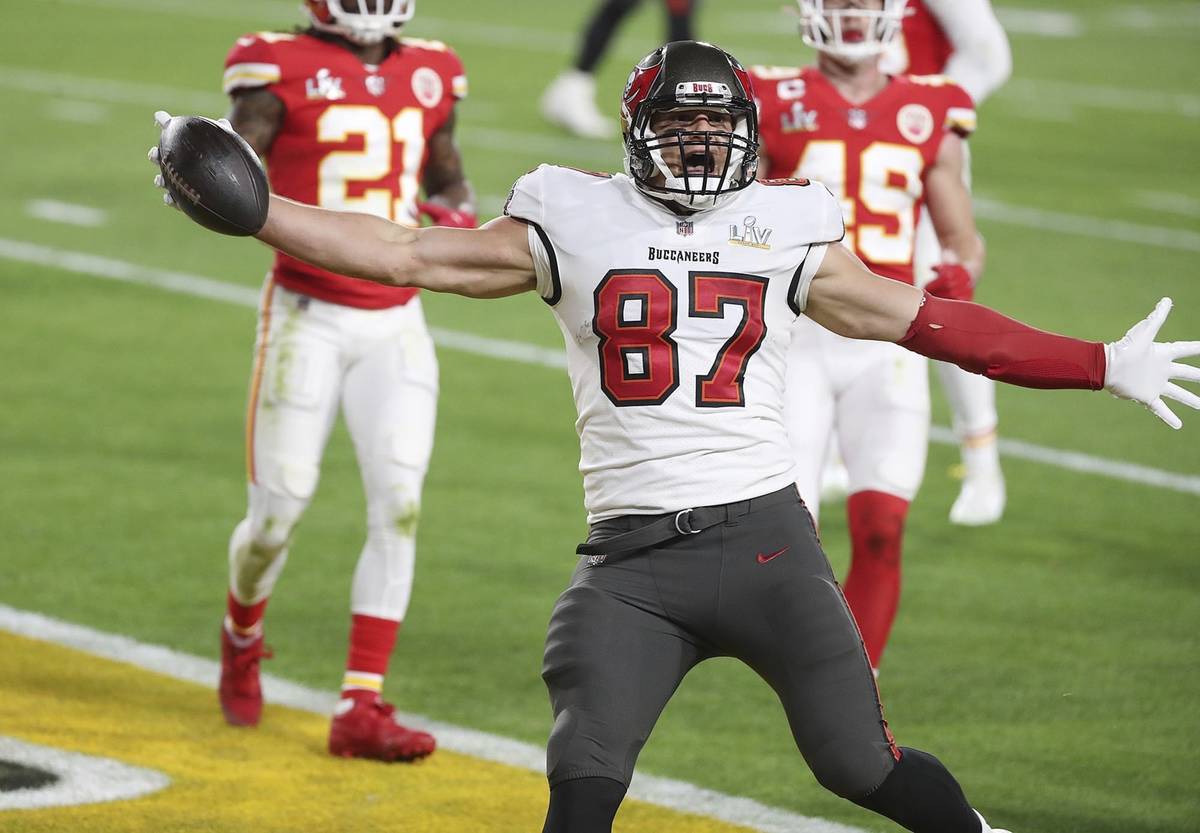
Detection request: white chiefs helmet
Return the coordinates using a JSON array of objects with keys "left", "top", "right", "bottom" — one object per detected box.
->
[
  {"left": 304, "top": 0, "right": 415, "bottom": 45},
  {"left": 797, "top": 0, "right": 908, "bottom": 60}
]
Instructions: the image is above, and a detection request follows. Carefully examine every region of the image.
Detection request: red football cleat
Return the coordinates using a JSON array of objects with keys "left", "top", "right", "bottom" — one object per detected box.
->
[
  {"left": 219, "top": 625, "right": 272, "bottom": 727},
  {"left": 327, "top": 696, "right": 436, "bottom": 762}
]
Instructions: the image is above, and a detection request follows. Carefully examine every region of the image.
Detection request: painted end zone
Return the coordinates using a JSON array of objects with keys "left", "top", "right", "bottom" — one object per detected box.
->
[{"left": 0, "top": 629, "right": 764, "bottom": 833}]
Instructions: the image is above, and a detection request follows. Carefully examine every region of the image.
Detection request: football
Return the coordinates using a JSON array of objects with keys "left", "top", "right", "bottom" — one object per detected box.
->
[{"left": 156, "top": 115, "right": 269, "bottom": 236}]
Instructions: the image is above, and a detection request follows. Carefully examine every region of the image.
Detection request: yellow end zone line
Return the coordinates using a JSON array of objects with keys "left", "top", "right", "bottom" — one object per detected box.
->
[{"left": 0, "top": 604, "right": 868, "bottom": 833}]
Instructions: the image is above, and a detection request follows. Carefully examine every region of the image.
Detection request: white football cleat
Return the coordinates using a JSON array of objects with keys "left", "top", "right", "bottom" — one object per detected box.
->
[
  {"left": 541, "top": 70, "right": 615, "bottom": 139},
  {"left": 949, "top": 468, "right": 1006, "bottom": 526},
  {"left": 975, "top": 809, "right": 1012, "bottom": 832},
  {"left": 949, "top": 435, "right": 1005, "bottom": 526}
]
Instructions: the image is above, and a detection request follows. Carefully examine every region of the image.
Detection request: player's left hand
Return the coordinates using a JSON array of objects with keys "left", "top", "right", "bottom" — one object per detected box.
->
[
  {"left": 1104, "top": 297, "right": 1200, "bottom": 429},
  {"left": 926, "top": 263, "right": 974, "bottom": 301},
  {"left": 417, "top": 201, "right": 477, "bottom": 229},
  {"left": 148, "top": 110, "right": 236, "bottom": 209}
]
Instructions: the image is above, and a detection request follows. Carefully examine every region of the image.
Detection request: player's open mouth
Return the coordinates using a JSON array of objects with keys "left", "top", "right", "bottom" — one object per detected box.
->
[{"left": 684, "top": 150, "right": 716, "bottom": 175}]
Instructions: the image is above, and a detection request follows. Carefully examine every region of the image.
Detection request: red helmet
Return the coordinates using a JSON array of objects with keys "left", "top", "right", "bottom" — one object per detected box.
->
[
  {"left": 621, "top": 41, "right": 759, "bottom": 210},
  {"left": 304, "top": 0, "right": 415, "bottom": 45}
]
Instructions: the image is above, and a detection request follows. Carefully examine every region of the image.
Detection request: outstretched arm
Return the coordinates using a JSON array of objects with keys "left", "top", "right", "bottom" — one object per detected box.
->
[
  {"left": 258, "top": 197, "right": 536, "bottom": 299},
  {"left": 151, "top": 112, "right": 534, "bottom": 299},
  {"left": 804, "top": 244, "right": 1200, "bottom": 428}
]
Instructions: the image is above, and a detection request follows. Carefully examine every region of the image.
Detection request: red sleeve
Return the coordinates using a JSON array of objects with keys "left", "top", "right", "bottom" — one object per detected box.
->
[
  {"left": 223, "top": 33, "right": 282, "bottom": 95},
  {"left": 900, "top": 293, "right": 1106, "bottom": 390},
  {"left": 941, "top": 80, "right": 976, "bottom": 137},
  {"left": 442, "top": 46, "right": 468, "bottom": 101}
]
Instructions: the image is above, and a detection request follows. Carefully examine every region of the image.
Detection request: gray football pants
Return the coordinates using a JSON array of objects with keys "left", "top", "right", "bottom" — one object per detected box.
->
[{"left": 542, "top": 486, "right": 899, "bottom": 797}]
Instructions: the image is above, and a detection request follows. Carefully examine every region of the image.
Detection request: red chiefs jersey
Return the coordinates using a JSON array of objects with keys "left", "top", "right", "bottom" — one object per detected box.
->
[
  {"left": 893, "top": 0, "right": 953, "bottom": 75},
  {"left": 224, "top": 32, "right": 467, "bottom": 308},
  {"left": 753, "top": 66, "right": 974, "bottom": 284}
]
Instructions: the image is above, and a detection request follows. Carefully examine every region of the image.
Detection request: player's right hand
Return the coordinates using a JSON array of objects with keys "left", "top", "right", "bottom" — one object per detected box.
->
[
  {"left": 926, "top": 263, "right": 974, "bottom": 302},
  {"left": 148, "top": 111, "right": 178, "bottom": 209},
  {"left": 148, "top": 110, "right": 235, "bottom": 209},
  {"left": 1104, "top": 298, "right": 1200, "bottom": 429}
]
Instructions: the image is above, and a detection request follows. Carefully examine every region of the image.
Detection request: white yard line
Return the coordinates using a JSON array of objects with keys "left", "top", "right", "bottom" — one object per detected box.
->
[
  {"left": 994, "top": 8, "right": 1084, "bottom": 38},
  {"left": 0, "top": 604, "right": 866, "bottom": 833},
  {"left": 1130, "top": 190, "right": 1200, "bottom": 220},
  {"left": 43, "top": 99, "right": 110, "bottom": 124},
  {"left": 971, "top": 197, "right": 1200, "bottom": 253},
  {"left": 2, "top": 236, "right": 1197, "bottom": 496},
  {"left": 1000, "top": 77, "right": 1200, "bottom": 120},
  {"left": 26, "top": 199, "right": 109, "bottom": 228}
]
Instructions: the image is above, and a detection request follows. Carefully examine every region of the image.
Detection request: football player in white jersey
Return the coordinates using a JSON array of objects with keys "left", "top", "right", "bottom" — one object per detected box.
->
[{"left": 152, "top": 40, "right": 1198, "bottom": 833}]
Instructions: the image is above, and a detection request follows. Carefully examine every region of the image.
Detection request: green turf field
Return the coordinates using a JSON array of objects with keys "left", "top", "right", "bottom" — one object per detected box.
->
[{"left": 2, "top": 1, "right": 1198, "bottom": 831}]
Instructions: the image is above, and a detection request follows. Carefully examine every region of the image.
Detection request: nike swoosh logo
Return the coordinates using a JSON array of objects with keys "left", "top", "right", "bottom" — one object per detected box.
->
[{"left": 756, "top": 546, "right": 789, "bottom": 564}]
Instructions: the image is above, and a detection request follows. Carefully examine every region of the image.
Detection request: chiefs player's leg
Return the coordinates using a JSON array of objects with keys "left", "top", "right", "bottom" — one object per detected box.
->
[
  {"left": 332, "top": 298, "right": 438, "bottom": 760},
  {"left": 914, "top": 159, "right": 1006, "bottom": 528},
  {"left": 542, "top": 548, "right": 708, "bottom": 832},
  {"left": 224, "top": 283, "right": 343, "bottom": 726},
  {"left": 785, "top": 316, "right": 837, "bottom": 524},
  {"left": 664, "top": 0, "right": 698, "bottom": 41},
  {"left": 835, "top": 342, "right": 930, "bottom": 671},
  {"left": 719, "top": 499, "right": 981, "bottom": 831}
]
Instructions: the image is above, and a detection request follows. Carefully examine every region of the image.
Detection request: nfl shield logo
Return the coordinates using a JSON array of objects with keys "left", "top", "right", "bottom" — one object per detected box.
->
[{"left": 676, "top": 220, "right": 693, "bottom": 237}]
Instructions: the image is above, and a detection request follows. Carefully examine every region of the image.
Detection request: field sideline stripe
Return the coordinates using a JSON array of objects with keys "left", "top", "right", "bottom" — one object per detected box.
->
[
  {"left": 3, "top": 236, "right": 1198, "bottom": 497},
  {"left": 0, "top": 604, "right": 866, "bottom": 833}
]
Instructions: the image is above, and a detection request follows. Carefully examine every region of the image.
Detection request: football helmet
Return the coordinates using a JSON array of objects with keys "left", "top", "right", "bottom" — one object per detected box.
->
[
  {"left": 621, "top": 41, "right": 759, "bottom": 210},
  {"left": 305, "top": 0, "right": 415, "bottom": 45},
  {"left": 797, "top": 0, "right": 908, "bottom": 60}
]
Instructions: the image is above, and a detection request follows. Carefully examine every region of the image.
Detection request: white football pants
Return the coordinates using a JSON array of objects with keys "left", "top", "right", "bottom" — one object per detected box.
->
[
  {"left": 787, "top": 316, "right": 930, "bottom": 524},
  {"left": 229, "top": 280, "right": 438, "bottom": 622}
]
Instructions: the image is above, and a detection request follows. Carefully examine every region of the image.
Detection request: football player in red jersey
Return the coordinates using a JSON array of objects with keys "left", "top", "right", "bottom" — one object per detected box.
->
[
  {"left": 216, "top": 0, "right": 475, "bottom": 761},
  {"left": 881, "top": 0, "right": 1012, "bottom": 526},
  {"left": 753, "top": 0, "right": 986, "bottom": 671}
]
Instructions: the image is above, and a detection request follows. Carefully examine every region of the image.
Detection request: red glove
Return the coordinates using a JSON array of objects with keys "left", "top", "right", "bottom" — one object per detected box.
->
[
  {"left": 417, "top": 201, "right": 477, "bottom": 229},
  {"left": 925, "top": 263, "right": 974, "bottom": 301}
]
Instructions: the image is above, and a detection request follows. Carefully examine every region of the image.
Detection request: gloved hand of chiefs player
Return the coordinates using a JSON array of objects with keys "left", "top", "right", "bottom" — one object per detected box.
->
[
  {"left": 926, "top": 263, "right": 974, "bottom": 302},
  {"left": 1104, "top": 297, "right": 1200, "bottom": 429},
  {"left": 417, "top": 200, "right": 477, "bottom": 229},
  {"left": 148, "top": 110, "right": 236, "bottom": 209}
]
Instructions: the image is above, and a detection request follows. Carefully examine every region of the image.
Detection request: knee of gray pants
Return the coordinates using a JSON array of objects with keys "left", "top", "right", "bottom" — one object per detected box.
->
[{"left": 809, "top": 734, "right": 897, "bottom": 799}]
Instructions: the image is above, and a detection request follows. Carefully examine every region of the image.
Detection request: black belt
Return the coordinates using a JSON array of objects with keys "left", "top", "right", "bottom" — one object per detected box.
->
[{"left": 576, "top": 484, "right": 799, "bottom": 557}]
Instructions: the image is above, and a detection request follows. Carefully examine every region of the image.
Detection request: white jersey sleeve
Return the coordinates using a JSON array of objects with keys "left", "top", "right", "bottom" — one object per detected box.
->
[
  {"left": 503, "top": 165, "right": 561, "bottom": 303},
  {"left": 923, "top": 0, "right": 1012, "bottom": 104},
  {"left": 790, "top": 181, "right": 846, "bottom": 313}
]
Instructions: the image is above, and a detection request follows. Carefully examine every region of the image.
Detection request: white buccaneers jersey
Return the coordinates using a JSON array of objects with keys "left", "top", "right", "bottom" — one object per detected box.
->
[{"left": 504, "top": 165, "right": 845, "bottom": 521}]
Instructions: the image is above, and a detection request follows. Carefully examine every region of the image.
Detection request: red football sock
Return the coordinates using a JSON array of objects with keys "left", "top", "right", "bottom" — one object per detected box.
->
[
  {"left": 343, "top": 614, "right": 400, "bottom": 699},
  {"left": 225, "top": 591, "right": 268, "bottom": 636},
  {"left": 843, "top": 491, "right": 910, "bottom": 670}
]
